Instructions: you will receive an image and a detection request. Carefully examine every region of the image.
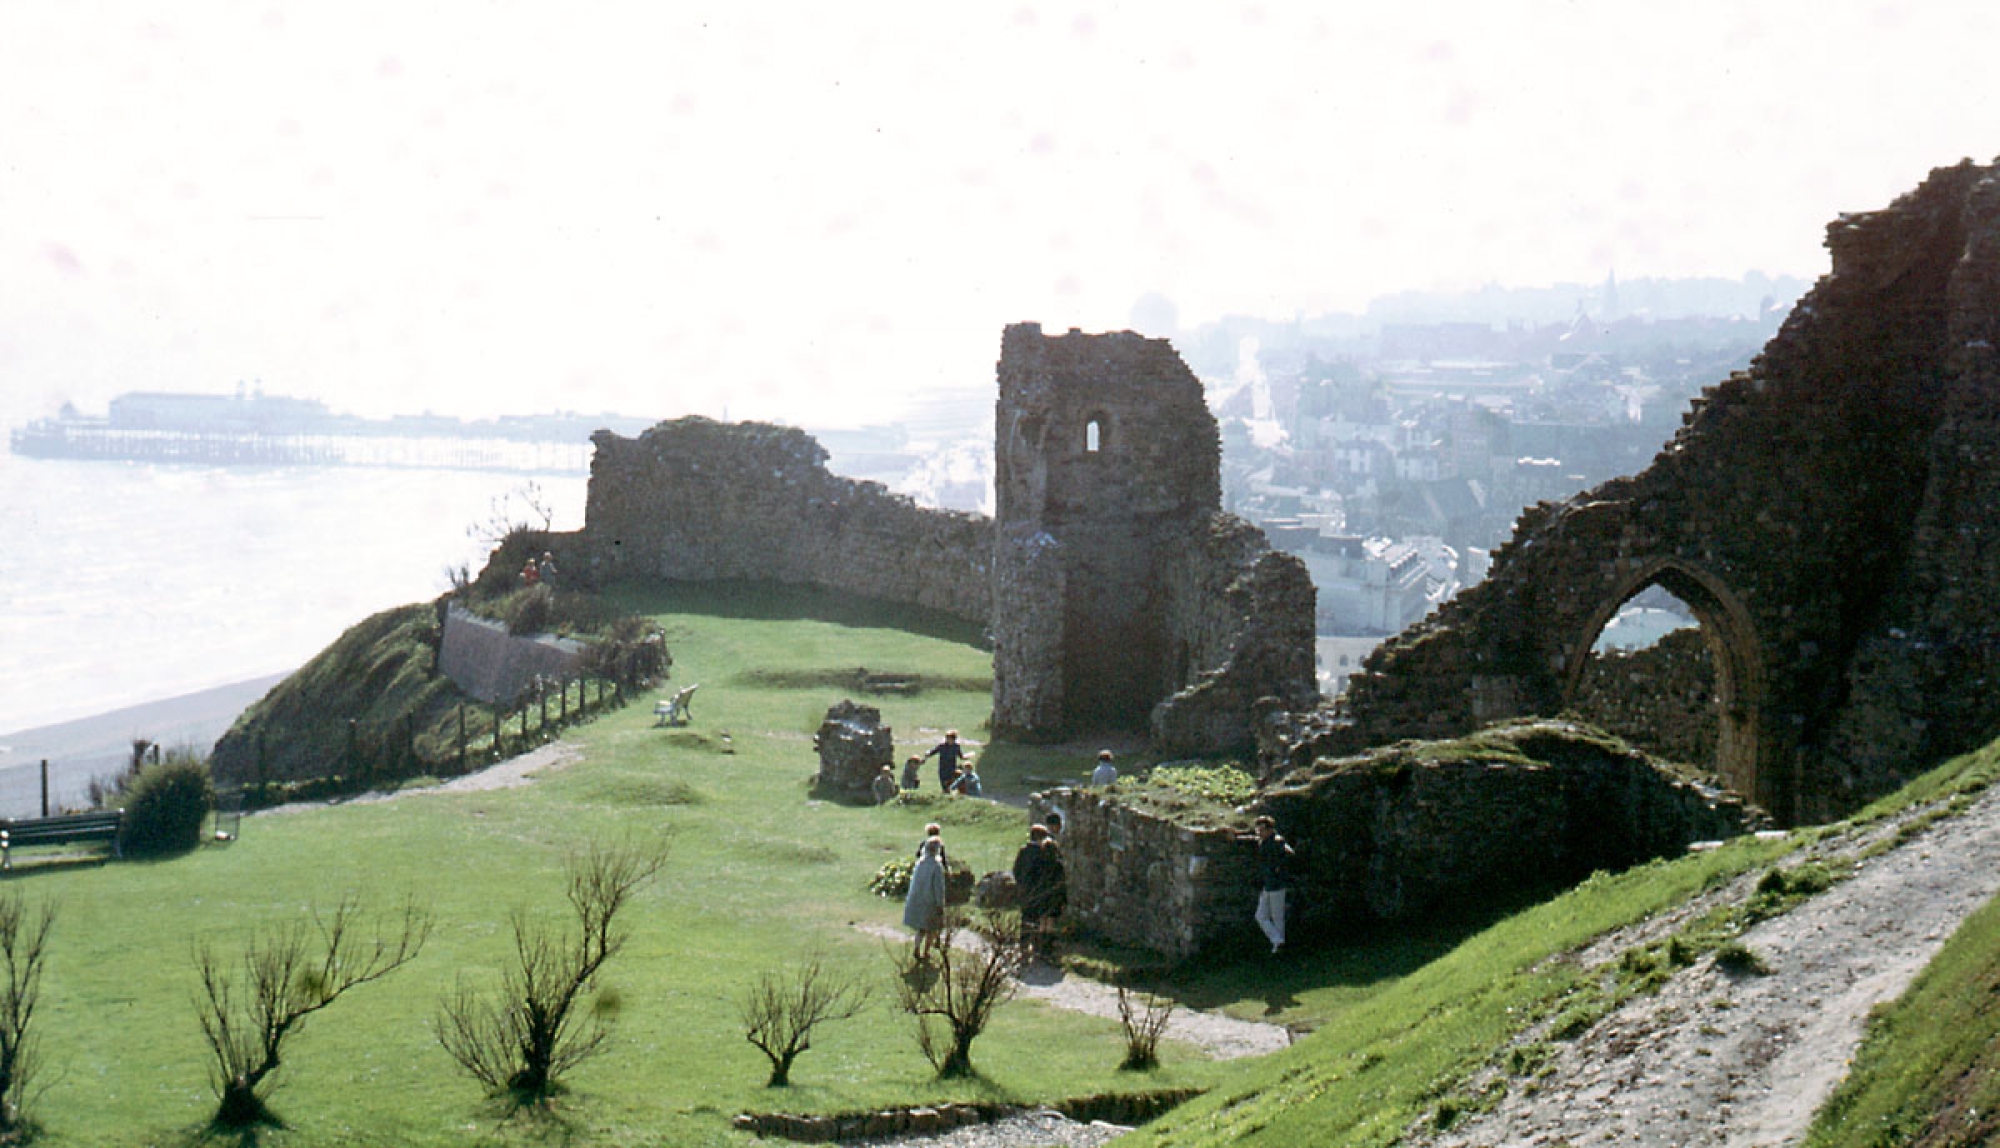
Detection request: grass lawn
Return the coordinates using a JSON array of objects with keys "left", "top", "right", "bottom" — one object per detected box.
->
[
  {"left": 18, "top": 583, "right": 1223, "bottom": 1147},
  {"left": 23, "top": 579, "right": 2000, "bottom": 1147}
]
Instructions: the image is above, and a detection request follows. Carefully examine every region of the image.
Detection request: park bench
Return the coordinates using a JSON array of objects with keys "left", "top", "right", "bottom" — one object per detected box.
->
[
  {"left": 653, "top": 683, "right": 699, "bottom": 727},
  {"left": 0, "top": 810, "right": 123, "bottom": 869}
]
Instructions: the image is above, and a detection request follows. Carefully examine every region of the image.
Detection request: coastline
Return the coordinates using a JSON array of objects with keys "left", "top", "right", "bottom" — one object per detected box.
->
[{"left": 0, "top": 673, "right": 287, "bottom": 815}]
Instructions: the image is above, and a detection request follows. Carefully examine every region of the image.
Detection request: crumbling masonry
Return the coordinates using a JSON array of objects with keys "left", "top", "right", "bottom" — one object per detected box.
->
[
  {"left": 991, "top": 324, "right": 1319, "bottom": 750},
  {"left": 575, "top": 326, "right": 1316, "bottom": 755},
  {"left": 1288, "top": 158, "right": 2000, "bottom": 825}
]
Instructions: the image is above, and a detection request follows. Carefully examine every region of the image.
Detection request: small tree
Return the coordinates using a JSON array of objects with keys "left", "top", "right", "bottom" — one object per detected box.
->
[
  {"left": 891, "top": 909, "right": 1028, "bottom": 1078},
  {"left": 0, "top": 894, "right": 55, "bottom": 1133},
  {"left": 1115, "top": 985, "right": 1177, "bottom": 1070},
  {"left": 194, "top": 898, "right": 431, "bottom": 1127},
  {"left": 437, "top": 841, "right": 666, "bottom": 1099},
  {"left": 739, "top": 951, "right": 872, "bottom": 1087}
]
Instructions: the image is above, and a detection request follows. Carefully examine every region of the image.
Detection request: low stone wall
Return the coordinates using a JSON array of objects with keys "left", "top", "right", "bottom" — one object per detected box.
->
[
  {"left": 580, "top": 417, "right": 991, "bottom": 623},
  {"left": 436, "top": 605, "right": 584, "bottom": 705},
  {"left": 733, "top": 1090, "right": 1201, "bottom": 1142},
  {"left": 1038, "top": 721, "right": 1760, "bottom": 960},
  {"left": 1030, "top": 787, "right": 1258, "bottom": 961}
]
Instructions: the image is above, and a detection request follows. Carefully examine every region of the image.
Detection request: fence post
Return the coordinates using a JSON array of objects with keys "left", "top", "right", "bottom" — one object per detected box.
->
[
  {"left": 39, "top": 760, "right": 48, "bottom": 818},
  {"left": 458, "top": 704, "right": 468, "bottom": 772}
]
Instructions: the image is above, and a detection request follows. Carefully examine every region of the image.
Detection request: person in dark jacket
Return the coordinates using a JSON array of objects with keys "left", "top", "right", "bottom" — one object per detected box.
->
[
  {"left": 1247, "top": 815, "right": 1296, "bottom": 953},
  {"left": 925, "top": 730, "right": 969, "bottom": 790},
  {"left": 1012, "top": 823, "right": 1066, "bottom": 957}
]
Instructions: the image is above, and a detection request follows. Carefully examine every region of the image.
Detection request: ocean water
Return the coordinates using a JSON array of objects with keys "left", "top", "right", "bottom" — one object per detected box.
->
[{"left": 0, "top": 448, "right": 587, "bottom": 736}]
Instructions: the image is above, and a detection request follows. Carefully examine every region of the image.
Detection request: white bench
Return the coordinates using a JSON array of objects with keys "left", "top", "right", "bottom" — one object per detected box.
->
[{"left": 654, "top": 683, "right": 699, "bottom": 726}]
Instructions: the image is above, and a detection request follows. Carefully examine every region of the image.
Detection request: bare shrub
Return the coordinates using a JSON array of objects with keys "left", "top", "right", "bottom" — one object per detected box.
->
[
  {"left": 437, "top": 841, "right": 666, "bottom": 1099},
  {"left": 739, "top": 951, "right": 873, "bottom": 1087},
  {"left": 891, "top": 909, "right": 1028, "bottom": 1078},
  {"left": 194, "top": 898, "right": 431, "bottom": 1128},
  {"left": 0, "top": 893, "right": 55, "bottom": 1133},
  {"left": 1115, "top": 985, "right": 1177, "bottom": 1070}
]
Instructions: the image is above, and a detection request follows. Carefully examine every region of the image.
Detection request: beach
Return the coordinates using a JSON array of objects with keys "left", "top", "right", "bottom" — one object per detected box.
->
[{"left": 0, "top": 674, "right": 286, "bottom": 816}]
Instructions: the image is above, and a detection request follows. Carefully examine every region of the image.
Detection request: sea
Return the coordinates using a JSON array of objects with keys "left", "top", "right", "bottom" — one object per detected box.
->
[{"left": 0, "top": 444, "right": 587, "bottom": 810}]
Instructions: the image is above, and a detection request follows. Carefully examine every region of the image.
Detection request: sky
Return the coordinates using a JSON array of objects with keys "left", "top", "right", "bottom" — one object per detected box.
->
[{"left": 4, "top": 0, "right": 1998, "bottom": 429}]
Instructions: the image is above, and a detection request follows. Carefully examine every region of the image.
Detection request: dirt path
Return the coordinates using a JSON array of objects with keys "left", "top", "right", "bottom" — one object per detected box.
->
[
  {"left": 1415, "top": 781, "right": 2000, "bottom": 1148},
  {"left": 853, "top": 922, "right": 1291, "bottom": 1061},
  {"left": 249, "top": 741, "right": 584, "bottom": 817}
]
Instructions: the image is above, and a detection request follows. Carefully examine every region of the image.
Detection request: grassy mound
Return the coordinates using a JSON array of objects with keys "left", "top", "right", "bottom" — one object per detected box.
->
[{"left": 210, "top": 601, "right": 462, "bottom": 789}]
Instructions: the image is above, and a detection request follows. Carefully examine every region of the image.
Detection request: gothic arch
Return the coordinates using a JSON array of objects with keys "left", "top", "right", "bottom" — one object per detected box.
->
[{"left": 1562, "top": 559, "right": 1770, "bottom": 809}]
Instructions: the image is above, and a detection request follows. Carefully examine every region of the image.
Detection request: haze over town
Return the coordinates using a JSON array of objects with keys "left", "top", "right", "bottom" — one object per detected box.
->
[{"left": 6, "top": 1, "right": 1999, "bottom": 431}]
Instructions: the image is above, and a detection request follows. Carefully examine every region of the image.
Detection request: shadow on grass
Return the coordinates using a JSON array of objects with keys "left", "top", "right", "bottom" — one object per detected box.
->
[
  {"left": 469, "top": 1087, "right": 591, "bottom": 1146},
  {"left": 602, "top": 580, "right": 989, "bottom": 648},
  {"left": 1082, "top": 885, "right": 1564, "bottom": 1027}
]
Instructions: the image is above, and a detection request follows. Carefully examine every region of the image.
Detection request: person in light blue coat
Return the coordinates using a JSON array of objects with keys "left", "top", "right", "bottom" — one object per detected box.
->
[{"left": 903, "top": 836, "right": 948, "bottom": 960}]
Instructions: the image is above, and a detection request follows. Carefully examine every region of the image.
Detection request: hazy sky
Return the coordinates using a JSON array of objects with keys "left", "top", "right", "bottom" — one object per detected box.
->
[{"left": 5, "top": 1, "right": 1997, "bottom": 428}]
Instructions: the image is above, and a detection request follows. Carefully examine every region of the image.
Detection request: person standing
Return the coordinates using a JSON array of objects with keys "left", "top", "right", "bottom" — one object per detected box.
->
[
  {"left": 925, "top": 730, "right": 969, "bottom": 791},
  {"left": 1247, "top": 815, "right": 1295, "bottom": 953},
  {"left": 900, "top": 755, "right": 922, "bottom": 791},
  {"left": 1012, "top": 824, "right": 1066, "bottom": 958},
  {"left": 904, "top": 836, "right": 948, "bottom": 960},
  {"left": 1090, "top": 749, "right": 1118, "bottom": 787}
]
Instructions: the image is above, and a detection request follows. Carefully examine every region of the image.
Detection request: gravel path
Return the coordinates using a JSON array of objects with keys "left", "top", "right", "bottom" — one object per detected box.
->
[
  {"left": 854, "top": 922, "right": 1292, "bottom": 1062},
  {"left": 1415, "top": 781, "right": 2000, "bottom": 1148}
]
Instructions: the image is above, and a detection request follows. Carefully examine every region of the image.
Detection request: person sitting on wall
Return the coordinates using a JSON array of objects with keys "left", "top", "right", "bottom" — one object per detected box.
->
[
  {"left": 900, "top": 755, "right": 923, "bottom": 791},
  {"left": 1090, "top": 749, "right": 1117, "bottom": 787},
  {"left": 925, "top": 729, "right": 970, "bottom": 791},
  {"left": 871, "top": 765, "right": 900, "bottom": 805}
]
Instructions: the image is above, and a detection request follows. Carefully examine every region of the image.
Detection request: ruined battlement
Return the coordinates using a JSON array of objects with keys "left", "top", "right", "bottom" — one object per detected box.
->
[
  {"left": 579, "top": 417, "right": 991, "bottom": 623},
  {"left": 1291, "top": 158, "right": 2000, "bottom": 825}
]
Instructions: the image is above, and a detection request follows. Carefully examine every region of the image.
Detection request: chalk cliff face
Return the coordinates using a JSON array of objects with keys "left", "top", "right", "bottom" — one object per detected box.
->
[{"left": 1291, "top": 158, "right": 2000, "bottom": 825}]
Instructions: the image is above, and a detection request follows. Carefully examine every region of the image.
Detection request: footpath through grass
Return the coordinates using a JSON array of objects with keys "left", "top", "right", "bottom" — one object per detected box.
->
[{"left": 19, "top": 583, "right": 1219, "bottom": 1147}]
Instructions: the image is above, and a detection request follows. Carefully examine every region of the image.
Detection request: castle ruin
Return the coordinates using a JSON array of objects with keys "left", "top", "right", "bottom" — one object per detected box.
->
[
  {"left": 1286, "top": 158, "right": 2000, "bottom": 826},
  {"left": 575, "top": 325, "right": 1316, "bottom": 755},
  {"left": 990, "top": 323, "right": 1318, "bottom": 750}
]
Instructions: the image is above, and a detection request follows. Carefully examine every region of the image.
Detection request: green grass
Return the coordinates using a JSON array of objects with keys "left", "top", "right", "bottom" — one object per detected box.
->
[
  {"left": 13, "top": 583, "right": 1213, "bottom": 1147},
  {"left": 25, "top": 578, "right": 2000, "bottom": 1147},
  {"left": 1118, "top": 738, "right": 2000, "bottom": 1148},
  {"left": 1802, "top": 833, "right": 2000, "bottom": 1146}
]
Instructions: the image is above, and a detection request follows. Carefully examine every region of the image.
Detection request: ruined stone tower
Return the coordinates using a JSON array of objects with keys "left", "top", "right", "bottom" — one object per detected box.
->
[{"left": 991, "top": 323, "right": 1317, "bottom": 747}]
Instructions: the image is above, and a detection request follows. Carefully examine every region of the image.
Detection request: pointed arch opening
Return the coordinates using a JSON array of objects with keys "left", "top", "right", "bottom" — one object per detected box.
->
[{"left": 1562, "top": 561, "right": 1768, "bottom": 810}]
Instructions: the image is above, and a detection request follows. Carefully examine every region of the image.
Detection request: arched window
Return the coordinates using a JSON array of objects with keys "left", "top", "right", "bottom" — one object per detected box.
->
[{"left": 1084, "top": 414, "right": 1107, "bottom": 453}]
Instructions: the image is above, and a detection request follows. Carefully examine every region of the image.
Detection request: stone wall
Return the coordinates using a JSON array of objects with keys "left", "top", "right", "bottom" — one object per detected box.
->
[
  {"left": 1037, "top": 721, "right": 1759, "bottom": 960},
  {"left": 992, "top": 324, "right": 1317, "bottom": 752},
  {"left": 579, "top": 417, "right": 991, "bottom": 623},
  {"left": 1288, "top": 159, "right": 2000, "bottom": 825},
  {"left": 1566, "top": 628, "right": 1719, "bottom": 769},
  {"left": 436, "top": 605, "right": 584, "bottom": 705}
]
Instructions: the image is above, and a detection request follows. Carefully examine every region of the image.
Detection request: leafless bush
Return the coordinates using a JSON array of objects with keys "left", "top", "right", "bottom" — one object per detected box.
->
[
  {"left": 1115, "top": 985, "right": 1177, "bottom": 1070},
  {"left": 739, "top": 951, "right": 872, "bottom": 1087},
  {"left": 194, "top": 898, "right": 431, "bottom": 1127},
  {"left": 437, "top": 841, "right": 666, "bottom": 1099},
  {"left": 0, "top": 893, "right": 55, "bottom": 1133},
  {"left": 891, "top": 909, "right": 1028, "bottom": 1078}
]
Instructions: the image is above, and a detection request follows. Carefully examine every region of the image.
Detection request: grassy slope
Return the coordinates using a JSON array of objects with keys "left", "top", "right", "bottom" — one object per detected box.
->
[
  {"left": 1124, "top": 739, "right": 2000, "bottom": 1148},
  {"left": 26, "top": 579, "right": 2000, "bottom": 1146},
  {"left": 25, "top": 583, "right": 1217, "bottom": 1147}
]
